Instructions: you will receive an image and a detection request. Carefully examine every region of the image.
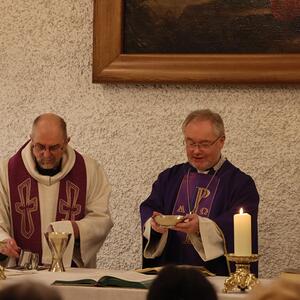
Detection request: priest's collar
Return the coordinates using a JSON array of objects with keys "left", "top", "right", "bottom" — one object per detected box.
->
[
  {"left": 35, "top": 159, "right": 62, "bottom": 176},
  {"left": 190, "top": 155, "right": 226, "bottom": 174}
]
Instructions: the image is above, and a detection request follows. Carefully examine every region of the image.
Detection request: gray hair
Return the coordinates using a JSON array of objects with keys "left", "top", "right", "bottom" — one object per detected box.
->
[
  {"left": 32, "top": 113, "right": 68, "bottom": 139},
  {"left": 182, "top": 109, "right": 225, "bottom": 137}
]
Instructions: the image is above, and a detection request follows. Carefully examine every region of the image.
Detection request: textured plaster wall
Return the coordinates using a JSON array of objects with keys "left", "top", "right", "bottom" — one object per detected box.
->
[{"left": 0, "top": 0, "right": 299, "bottom": 278}]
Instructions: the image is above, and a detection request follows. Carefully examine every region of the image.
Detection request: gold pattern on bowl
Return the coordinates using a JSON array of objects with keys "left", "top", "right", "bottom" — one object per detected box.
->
[{"left": 154, "top": 215, "right": 185, "bottom": 227}]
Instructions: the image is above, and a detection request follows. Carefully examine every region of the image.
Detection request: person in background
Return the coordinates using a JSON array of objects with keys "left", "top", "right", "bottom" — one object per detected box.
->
[
  {"left": 0, "top": 280, "right": 63, "bottom": 300},
  {"left": 0, "top": 113, "right": 113, "bottom": 267},
  {"left": 147, "top": 265, "right": 217, "bottom": 300},
  {"left": 140, "top": 109, "right": 259, "bottom": 276},
  {"left": 246, "top": 277, "right": 300, "bottom": 300}
]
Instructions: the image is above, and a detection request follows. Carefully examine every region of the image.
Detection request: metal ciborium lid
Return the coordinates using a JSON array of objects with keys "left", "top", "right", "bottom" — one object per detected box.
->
[{"left": 44, "top": 232, "right": 71, "bottom": 272}]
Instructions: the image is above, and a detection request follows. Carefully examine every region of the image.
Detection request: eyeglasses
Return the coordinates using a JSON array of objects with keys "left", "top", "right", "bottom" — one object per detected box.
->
[
  {"left": 32, "top": 143, "right": 64, "bottom": 154},
  {"left": 184, "top": 136, "right": 223, "bottom": 150}
]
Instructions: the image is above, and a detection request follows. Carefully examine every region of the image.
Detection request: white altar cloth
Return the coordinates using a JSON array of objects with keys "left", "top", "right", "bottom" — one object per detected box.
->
[{"left": 0, "top": 268, "right": 269, "bottom": 300}]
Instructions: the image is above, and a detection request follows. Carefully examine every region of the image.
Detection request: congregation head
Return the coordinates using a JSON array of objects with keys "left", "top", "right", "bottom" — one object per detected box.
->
[
  {"left": 246, "top": 278, "right": 300, "bottom": 300},
  {"left": 0, "top": 280, "right": 63, "bottom": 300},
  {"left": 147, "top": 265, "right": 218, "bottom": 300}
]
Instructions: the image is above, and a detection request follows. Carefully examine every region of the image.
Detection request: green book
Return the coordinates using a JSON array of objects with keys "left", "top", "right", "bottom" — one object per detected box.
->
[
  {"left": 53, "top": 275, "right": 153, "bottom": 289},
  {"left": 135, "top": 265, "right": 215, "bottom": 276}
]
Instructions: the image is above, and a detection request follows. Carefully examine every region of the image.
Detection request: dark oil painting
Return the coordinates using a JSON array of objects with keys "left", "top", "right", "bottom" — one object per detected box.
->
[{"left": 123, "top": 0, "right": 300, "bottom": 54}]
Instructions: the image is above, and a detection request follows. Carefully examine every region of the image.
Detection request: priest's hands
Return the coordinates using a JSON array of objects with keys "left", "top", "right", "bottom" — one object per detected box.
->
[
  {"left": 150, "top": 211, "right": 168, "bottom": 234},
  {"left": 173, "top": 213, "right": 200, "bottom": 234},
  {"left": 0, "top": 238, "right": 20, "bottom": 258},
  {"left": 150, "top": 212, "right": 200, "bottom": 235}
]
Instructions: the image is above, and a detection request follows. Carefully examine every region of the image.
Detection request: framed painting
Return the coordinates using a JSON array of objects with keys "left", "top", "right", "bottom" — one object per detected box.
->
[{"left": 93, "top": 0, "right": 300, "bottom": 83}]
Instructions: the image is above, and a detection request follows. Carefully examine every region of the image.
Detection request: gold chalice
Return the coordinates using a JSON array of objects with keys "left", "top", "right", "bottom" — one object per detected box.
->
[{"left": 44, "top": 232, "right": 71, "bottom": 272}]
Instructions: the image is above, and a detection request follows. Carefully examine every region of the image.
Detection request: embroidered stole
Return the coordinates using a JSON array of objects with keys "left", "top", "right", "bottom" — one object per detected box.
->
[
  {"left": 8, "top": 144, "right": 86, "bottom": 261},
  {"left": 172, "top": 171, "right": 220, "bottom": 244}
]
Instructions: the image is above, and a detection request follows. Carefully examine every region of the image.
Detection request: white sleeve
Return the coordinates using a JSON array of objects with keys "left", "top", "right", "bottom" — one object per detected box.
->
[
  {"left": 75, "top": 157, "right": 113, "bottom": 267},
  {"left": 143, "top": 218, "right": 168, "bottom": 259},
  {"left": 0, "top": 159, "right": 13, "bottom": 242},
  {"left": 188, "top": 216, "right": 225, "bottom": 261},
  {"left": 0, "top": 160, "right": 16, "bottom": 267}
]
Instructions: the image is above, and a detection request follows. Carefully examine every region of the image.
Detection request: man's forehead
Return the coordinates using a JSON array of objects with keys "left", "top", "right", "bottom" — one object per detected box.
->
[
  {"left": 31, "top": 127, "right": 65, "bottom": 143},
  {"left": 184, "top": 121, "right": 215, "bottom": 136},
  {"left": 185, "top": 118, "right": 213, "bottom": 128}
]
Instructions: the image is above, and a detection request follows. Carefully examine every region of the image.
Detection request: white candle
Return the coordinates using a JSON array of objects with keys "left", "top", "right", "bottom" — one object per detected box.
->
[{"left": 234, "top": 208, "right": 252, "bottom": 256}]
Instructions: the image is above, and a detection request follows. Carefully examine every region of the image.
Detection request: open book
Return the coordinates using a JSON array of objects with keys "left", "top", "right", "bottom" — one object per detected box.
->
[
  {"left": 135, "top": 265, "right": 215, "bottom": 276},
  {"left": 52, "top": 271, "right": 154, "bottom": 289}
]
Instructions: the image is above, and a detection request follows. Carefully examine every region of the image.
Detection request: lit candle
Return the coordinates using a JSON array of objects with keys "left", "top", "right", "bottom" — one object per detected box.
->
[{"left": 234, "top": 208, "right": 252, "bottom": 256}]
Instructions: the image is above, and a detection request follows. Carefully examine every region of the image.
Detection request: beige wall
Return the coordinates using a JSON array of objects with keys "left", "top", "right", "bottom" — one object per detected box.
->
[{"left": 0, "top": 0, "right": 299, "bottom": 278}]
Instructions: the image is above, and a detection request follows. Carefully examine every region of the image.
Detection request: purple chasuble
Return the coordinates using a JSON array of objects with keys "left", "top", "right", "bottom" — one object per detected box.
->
[
  {"left": 140, "top": 161, "right": 259, "bottom": 276},
  {"left": 172, "top": 171, "right": 220, "bottom": 245},
  {"left": 8, "top": 142, "right": 86, "bottom": 262}
]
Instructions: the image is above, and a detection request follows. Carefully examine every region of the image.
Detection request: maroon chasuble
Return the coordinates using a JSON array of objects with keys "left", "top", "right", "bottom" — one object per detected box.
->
[{"left": 8, "top": 143, "right": 87, "bottom": 262}]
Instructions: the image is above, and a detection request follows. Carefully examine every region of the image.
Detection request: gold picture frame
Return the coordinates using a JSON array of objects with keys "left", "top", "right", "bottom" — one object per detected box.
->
[{"left": 93, "top": 0, "right": 300, "bottom": 84}]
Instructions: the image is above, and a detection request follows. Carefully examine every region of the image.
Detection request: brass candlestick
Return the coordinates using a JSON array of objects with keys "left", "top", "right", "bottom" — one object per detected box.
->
[
  {"left": 223, "top": 254, "right": 259, "bottom": 293},
  {"left": 0, "top": 241, "right": 6, "bottom": 280},
  {"left": 0, "top": 265, "right": 5, "bottom": 280}
]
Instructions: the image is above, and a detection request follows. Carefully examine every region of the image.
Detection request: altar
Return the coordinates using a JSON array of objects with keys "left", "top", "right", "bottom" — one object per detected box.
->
[{"left": 0, "top": 268, "right": 270, "bottom": 300}]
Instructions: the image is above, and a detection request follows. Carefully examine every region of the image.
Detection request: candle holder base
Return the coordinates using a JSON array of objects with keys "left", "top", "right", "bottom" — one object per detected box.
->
[
  {"left": 0, "top": 265, "right": 6, "bottom": 280},
  {"left": 223, "top": 254, "right": 259, "bottom": 293},
  {"left": 0, "top": 242, "right": 6, "bottom": 280}
]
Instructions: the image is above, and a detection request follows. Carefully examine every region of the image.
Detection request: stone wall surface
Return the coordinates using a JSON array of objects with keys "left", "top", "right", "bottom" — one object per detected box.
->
[{"left": 0, "top": 0, "right": 299, "bottom": 278}]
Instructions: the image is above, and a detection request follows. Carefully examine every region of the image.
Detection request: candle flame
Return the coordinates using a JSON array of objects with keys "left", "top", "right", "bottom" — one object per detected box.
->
[{"left": 239, "top": 208, "right": 244, "bottom": 214}]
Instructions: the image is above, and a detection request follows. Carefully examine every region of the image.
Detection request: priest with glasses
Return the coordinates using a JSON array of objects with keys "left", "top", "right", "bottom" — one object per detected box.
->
[
  {"left": 0, "top": 113, "right": 113, "bottom": 268},
  {"left": 140, "top": 109, "right": 259, "bottom": 276}
]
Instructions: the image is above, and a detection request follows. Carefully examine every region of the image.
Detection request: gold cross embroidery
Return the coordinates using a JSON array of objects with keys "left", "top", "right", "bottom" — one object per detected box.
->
[
  {"left": 192, "top": 187, "right": 210, "bottom": 214},
  {"left": 16, "top": 178, "right": 38, "bottom": 239},
  {"left": 177, "top": 205, "right": 186, "bottom": 214},
  {"left": 58, "top": 180, "right": 81, "bottom": 221}
]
